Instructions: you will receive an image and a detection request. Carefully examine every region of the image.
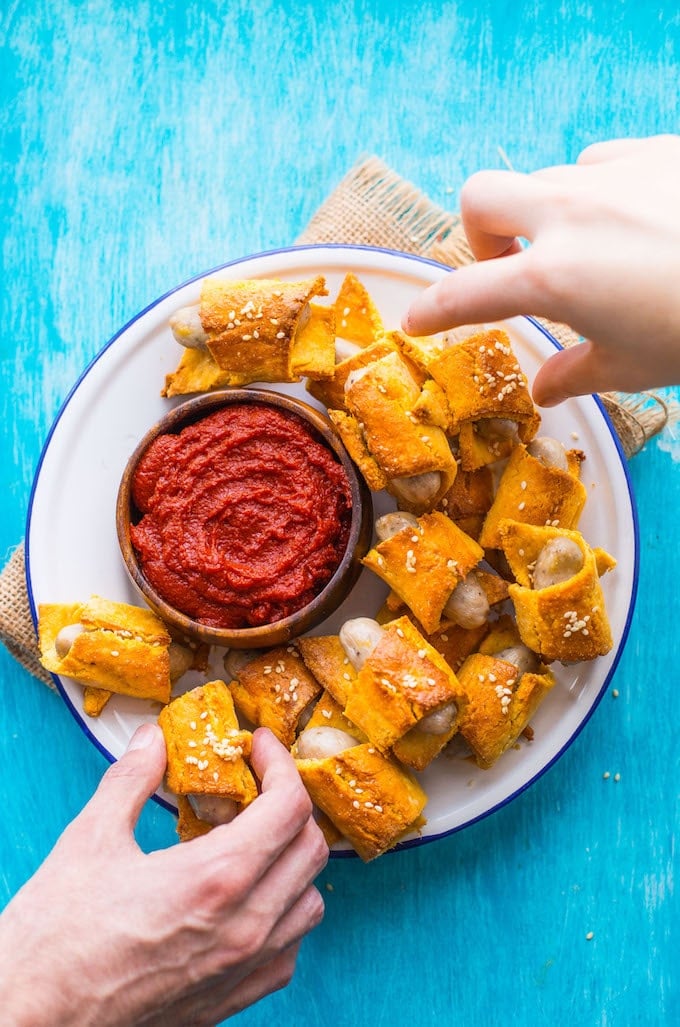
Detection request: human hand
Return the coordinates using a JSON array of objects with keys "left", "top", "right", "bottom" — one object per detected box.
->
[
  {"left": 0, "top": 724, "right": 328, "bottom": 1026},
  {"left": 403, "top": 135, "right": 680, "bottom": 405}
]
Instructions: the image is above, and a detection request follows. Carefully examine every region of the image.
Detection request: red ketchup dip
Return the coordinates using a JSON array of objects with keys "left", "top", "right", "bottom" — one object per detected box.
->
[{"left": 130, "top": 404, "right": 353, "bottom": 629}]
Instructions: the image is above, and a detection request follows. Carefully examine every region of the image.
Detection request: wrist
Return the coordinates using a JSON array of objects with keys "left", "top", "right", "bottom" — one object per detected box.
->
[{"left": 0, "top": 899, "right": 75, "bottom": 1026}]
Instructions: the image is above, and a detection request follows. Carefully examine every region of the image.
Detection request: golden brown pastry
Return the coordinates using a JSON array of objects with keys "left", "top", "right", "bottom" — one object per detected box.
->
[
  {"left": 163, "top": 276, "right": 332, "bottom": 395},
  {"left": 342, "top": 615, "right": 465, "bottom": 757},
  {"left": 159, "top": 680, "right": 257, "bottom": 841},
  {"left": 306, "top": 337, "right": 397, "bottom": 411},
  {"left": 332, "top": 272, "right": 384, "bottom": 345},
  {"left": 437, "top": 465, "right": 494, "bottom": 541},
  {"left": 227, "top": 646, "right": 323, "bottom": 748},
  {"left": 295, "top": 634, "right": 359, "bottom": 709},
  {"left": 329, "top": 351, "right": 457, "bottom": 512},
  {"left": 362, "top": 510, "right": 485, "bottom": 634},
  {"left": 376, "top": 604, "right": 490, "bottom": 675},
  {"left": 456, "top": 633, "right": 555, "bottom": 768},
  {"left": 38, "top": 595, "right": 193, "bottom": 708},
  {"left": 499, "top": 520, "right": 616, "bottom": 662},
  {"left": 295, "top": 740, "right": 427, "bottom": 862},
  {"left": 399, "top": 329, "right": 541, "bottom": 471},
  {"left": 479, "top": 441, "right": 587, "bottom": 550}
]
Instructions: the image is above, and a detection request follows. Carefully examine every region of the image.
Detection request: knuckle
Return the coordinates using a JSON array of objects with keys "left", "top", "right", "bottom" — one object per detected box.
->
[
  {"left": 304, "top": 886, "right": 326, "bottom": 929},
  {"left": 286, "top": 779, "right": 314, "bottom": 822},
  {"left": 460, "top": 170, "right": 498, "bottom": 214},
  {"left": 237, "top": 916, "right": 272, "bottom": 962},
  {"left": 308, "top": 824, "right": 330, "bottom": 872},
  {"left": 521, "top": 247, "right": 577, "bottom": 314},
  {"left": 270, "top": 951, "right": 297, "bottom": 992}
]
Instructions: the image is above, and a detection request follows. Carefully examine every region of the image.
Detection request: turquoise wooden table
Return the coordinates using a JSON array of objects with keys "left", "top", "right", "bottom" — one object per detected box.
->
[{"left": 2, "top": 3, "right": 679, "bottom": 1024}]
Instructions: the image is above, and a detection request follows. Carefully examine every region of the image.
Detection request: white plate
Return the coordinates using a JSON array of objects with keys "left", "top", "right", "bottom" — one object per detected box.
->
[{"left": 26, "top": 244, "right": 638, "bottom": 855}]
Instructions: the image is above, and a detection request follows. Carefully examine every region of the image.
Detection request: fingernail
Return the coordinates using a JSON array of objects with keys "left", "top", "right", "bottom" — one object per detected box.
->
[
  {"left": 126, "top": 722, "right": 158, "bottom": 752},
  {"left": 533, "top": 387, "right": 566, "bottom": 408}
]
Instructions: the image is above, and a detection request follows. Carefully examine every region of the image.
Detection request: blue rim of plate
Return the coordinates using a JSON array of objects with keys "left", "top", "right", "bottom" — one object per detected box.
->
[{"left": 25, "top": 242, "right": 640, "bottom": 856}]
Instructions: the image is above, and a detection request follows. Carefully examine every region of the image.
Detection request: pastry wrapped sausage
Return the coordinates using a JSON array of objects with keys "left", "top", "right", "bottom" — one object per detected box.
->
[
  {"left": 499, "top": 520, "right": 617, "bottom": 662},
  {"left": 478, "top": 439, "right": 587, "bottom": 550},
  {"left": 159, "top": 680, "right": 257, "bottom": 840},
  {"left": 226, "top": 646, "right": 322, "bottom": 748},
  {"left": 455, "top": 619, "right": 555, "bottom": 769},
  {"left": 306, "top": 337, "right": 398, "bottom": 411},
  {"left": 295, "top": 634, "right": 359, "bottom": 710},
  {"left": 328, "top": 351, "right": 457, "bottom": 512},
  {"left": 163, "top": 275, "right": 333, "bottom": 395},
  {"left": 294, "top": 736, "right": 427, "bottom": 862},
  {"left": 37, "top": 595, "right": 193, "bottom": 709},
  {"left": 340, "top": 615, "right": 466, "bottom": 764},
  {"left": 399, "top": 329, "right": 541, "bottom": 471},
  {"left": 362, "top": 510, "right": 487, "bottom": 635}
]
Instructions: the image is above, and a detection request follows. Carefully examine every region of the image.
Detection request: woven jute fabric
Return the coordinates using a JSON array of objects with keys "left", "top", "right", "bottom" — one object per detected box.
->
[{"left": 2, "top": 154, "right": 672, "bottom": 685}]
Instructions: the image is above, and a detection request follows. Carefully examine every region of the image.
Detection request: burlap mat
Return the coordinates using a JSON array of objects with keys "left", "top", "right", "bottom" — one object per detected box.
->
[{"left": 1, "top": 155, "right": 672, "bottom": 688}]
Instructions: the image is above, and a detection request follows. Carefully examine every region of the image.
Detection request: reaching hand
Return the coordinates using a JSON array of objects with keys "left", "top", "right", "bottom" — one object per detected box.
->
[
  {"left": 403, "top": 135, "right": 680, "bottom": 405},
  {"left": 0, "top": 724, "right": 328, "bottom": 1026}
]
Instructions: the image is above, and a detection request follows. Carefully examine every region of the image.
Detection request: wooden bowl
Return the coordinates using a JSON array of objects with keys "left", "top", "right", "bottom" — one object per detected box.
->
[{"left": 116, "top": 389, "right": 373, "bottom": 649}]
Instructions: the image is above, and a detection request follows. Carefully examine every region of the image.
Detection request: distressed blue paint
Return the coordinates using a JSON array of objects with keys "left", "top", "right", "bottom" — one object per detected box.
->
[{"left": 1, "top": 3, "right": 678, "bottom": 1025}]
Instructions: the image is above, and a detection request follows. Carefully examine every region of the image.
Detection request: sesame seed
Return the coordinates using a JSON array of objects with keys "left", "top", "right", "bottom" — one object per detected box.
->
[
  {"left": 585, "top": 931, "right": 594, "bottom": 941},
  {"left": 603, "top": 771, "right": 610, "bottom": 779},
  {"left": 417, "top": 649, "right": 427, "bottom": 658},
  {"left": 374, "top": 805, "right": 383, "bottom": 813},
  {"left": 110, "top": 650, "right": 119, "bottom": 657},
  {"left": 614, "top": 773, "right": 621, "bottom": 782},
  {"left": 190, "top": 721, "right": 197, "bottom": 730},
  {"left": 612, "top": 689, "right": 619, "bottom": 698},
  {"left": 396, "top": 628, "right": 404, "bottom": 638},
  {"left": 200, "top": 711, "right": 208, "bottom": 719},
  {"left": 352, "top": 800, "right": 360, "bottom": 809},
  {"left": 518, "top": 501, "right": 526, "bottom": 511},
  {"left": 322, "top": 709, "right": 332, "bottom": 719},
  {"left": 520, "top": 480, "right": 527, "bottom": 490},
  {"left": 276, "top": 331, "right": 286, "bottom": 339}
]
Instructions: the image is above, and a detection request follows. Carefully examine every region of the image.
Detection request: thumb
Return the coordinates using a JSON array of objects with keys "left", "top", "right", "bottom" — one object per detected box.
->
[
  {"left": 532, "top": 340, "right": 613, "bottom": 407},
  {"left": 87, "top": 722, "right": 168, "bottom": 835}
]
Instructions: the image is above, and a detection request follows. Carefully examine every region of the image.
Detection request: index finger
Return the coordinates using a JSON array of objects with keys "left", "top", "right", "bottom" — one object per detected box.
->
[{"left": 194, "top": 728, "right": 314, "bottom": 877}]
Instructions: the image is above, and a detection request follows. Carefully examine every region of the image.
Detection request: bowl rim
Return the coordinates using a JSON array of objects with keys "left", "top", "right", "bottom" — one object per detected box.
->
[{"left": 115, "top": 387, "right": 372, "bottom": 647}]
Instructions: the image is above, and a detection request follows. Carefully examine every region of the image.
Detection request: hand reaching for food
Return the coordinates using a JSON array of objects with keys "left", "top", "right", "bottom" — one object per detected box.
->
[
  {"left": 0, "top": 725, "right": 327, "bottom": 1027},
  {"left": 402, "top": 134, "right": 680, "bottom": 404}
]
